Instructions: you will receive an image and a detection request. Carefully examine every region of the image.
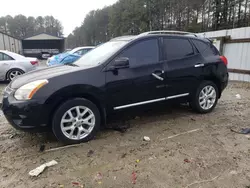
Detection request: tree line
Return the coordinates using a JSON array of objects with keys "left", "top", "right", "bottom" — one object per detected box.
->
[
  {"left": 0, "top": 15, "right": 63, "bottom": 39},
  {"left": 66, "top": 0, "right": 250, "bottom": 48}
]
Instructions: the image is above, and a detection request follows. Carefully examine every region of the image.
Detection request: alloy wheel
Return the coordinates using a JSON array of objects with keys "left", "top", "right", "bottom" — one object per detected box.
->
[
  {"left": 60, "top": 106, "right": 96, "bottom": 140},
  {"left": 199, "top": 85, "right": 217, "bottom": 110},
  {"left": 9, "top": 70, "right": 22, "bottom": 81}
]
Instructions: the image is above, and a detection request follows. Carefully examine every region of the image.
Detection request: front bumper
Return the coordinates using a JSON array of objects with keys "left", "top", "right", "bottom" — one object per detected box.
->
[{"left": 1, "top": 88, "right": 49, "bottom": 130}]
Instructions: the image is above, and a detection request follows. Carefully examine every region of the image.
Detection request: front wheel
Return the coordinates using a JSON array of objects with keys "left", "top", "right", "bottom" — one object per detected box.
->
[
  {"left": 190, "top": 81, "right": 219, "bottom": 114},
  {"left": 52, "top": 98, "right": 101, "bottom": 144}
]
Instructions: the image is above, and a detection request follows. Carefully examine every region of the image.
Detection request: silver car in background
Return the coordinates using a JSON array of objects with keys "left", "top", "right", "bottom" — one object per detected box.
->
[{"left": 0, "top": 50, "right": 38, "bottom": 81}]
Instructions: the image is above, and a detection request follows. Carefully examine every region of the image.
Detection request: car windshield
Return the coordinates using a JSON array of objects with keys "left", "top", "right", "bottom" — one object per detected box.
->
[
  {"left": 63, "top": 49, "right": 72, "bottom": 53},
  {"left": 74, "top": 41, "right": 128, "bottom": 66}
]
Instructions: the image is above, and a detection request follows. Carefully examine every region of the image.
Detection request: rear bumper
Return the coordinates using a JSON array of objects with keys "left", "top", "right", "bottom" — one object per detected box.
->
[
  {"left": 221, "top": 72, "right": 229, "bottom": 91},
  {"left": 1, "top": 90, "right": 49, "bottom": 130},
  {"left": 26, "top": 64, "right": 39, "bottom": 72}
]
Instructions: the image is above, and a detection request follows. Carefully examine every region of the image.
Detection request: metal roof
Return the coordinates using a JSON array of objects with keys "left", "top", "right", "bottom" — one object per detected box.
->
[
  {"left": 0, "top": 31, "right": 20, "bottom": 40},
  {"left": 23, "top": 33, "right": 64, "bottom": 40}
]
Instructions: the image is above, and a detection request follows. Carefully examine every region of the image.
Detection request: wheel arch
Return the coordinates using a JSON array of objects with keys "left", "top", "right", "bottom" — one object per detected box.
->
[
  {"left": 5, "top": 68, "right": 25, "bottom": 80},
  {"left": 204, "top": 77, "right": 222, "bottom": 98},
  {"left": 45, "top": 85, "right": 106, "bottom": 128}
]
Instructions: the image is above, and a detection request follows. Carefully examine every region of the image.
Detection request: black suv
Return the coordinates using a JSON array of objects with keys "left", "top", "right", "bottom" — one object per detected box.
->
[{"left": 2, "top": 31, "right": 228, "bottom": 144}]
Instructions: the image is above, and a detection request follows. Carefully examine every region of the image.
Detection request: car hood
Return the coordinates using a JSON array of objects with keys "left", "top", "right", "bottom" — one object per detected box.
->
[{"left": 10, "top": 65, "right": 80, "bottom": 89}]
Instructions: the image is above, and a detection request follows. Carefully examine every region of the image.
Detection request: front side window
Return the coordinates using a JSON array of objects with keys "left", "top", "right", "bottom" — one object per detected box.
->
[
  {"left": 164, "top": 38, "right": 194, "bottom": 61},
  {"left": 118, "top": 39, "right": 159, "bottom": 67}
]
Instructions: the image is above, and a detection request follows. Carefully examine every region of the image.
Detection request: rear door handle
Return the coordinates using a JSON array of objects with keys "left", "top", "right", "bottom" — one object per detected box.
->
[
  {"left": 152, "top": 70, "right": 164, "bottom": 81},
  {"left": 194, "top": 63, "right": 204, "bottom": 68}
]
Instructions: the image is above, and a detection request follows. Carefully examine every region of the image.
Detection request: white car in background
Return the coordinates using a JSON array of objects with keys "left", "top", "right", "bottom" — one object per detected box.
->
[
  {"left": 0, "top": 50, "right": 38, "bottom": 81},
  {"left": 46, "top": 46, "right": 95, "bottom": 66}
]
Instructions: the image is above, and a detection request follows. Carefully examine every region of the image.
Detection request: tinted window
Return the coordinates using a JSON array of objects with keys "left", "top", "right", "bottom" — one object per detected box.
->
[
  {"left": 164, "top": 38, "right": 194, "bottom": 60},
  {"left": 0, "top": 52, "right": 13, "bottom": 61},
  {"left": 192, "top": 39, "right": 219, "bottom": 57},
  {"left": 118, "top": 39, "right": 159, "bottom": 67}
]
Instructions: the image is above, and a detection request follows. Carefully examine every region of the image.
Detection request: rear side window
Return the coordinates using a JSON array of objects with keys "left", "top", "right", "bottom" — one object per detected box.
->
[
  {"left": 0, "top": 52, "right": 13, "bottom": 61},
  {"left": 164, "top": 38, "right": 194, "bottom": 61},
  {"left": 0, "top": 53, "right": 3, "bottom": 61},
  {"left": 118, "top": 39, "right": 159, "bottom": 67},
  {"left": 192, "top": 39, "right": 219, "bottom": 57}
]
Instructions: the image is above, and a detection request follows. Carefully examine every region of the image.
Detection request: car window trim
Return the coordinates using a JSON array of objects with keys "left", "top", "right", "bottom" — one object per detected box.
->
[
  {"left": 103, "top": 37, "right": 162, "bottom": 71},
  {"left": 163, "top": 37, "right": 197, "bottom": 61}
]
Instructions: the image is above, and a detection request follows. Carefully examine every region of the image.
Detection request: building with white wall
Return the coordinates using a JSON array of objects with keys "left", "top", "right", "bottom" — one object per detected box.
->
[{"left": 0, "top": 31, "right": 22, "bottom": 54}]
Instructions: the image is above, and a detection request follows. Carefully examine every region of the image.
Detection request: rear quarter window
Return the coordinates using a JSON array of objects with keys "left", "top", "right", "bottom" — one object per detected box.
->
[
  {"left": 192, "top": 39, "right": 219, "bottom": 57},
  {"left": 0, "top": 52, "right": 14, "bottom": 61}
]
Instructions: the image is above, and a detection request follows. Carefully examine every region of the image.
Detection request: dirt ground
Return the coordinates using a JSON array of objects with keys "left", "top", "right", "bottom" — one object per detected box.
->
[{"left": 1, "top": 82, "right": 250, "bottom": 188}]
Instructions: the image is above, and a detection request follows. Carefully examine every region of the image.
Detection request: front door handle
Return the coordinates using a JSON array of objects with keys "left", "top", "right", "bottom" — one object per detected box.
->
[
  {"left": 194, "top": 63, "right": 204, "bottom": 68},
  {"left": 152, "top": 72, "right": 164, "bottom": 81}
]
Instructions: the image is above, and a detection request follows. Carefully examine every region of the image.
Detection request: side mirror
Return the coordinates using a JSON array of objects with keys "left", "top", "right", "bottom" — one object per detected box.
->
[
  {"left": 106, "top": 57, "right": 129, "bottom": 72},
  {"left": 113, "top": 57, "right": 129, "bottom": 69}
]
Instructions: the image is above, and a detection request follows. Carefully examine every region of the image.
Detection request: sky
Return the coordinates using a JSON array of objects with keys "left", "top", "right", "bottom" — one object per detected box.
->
[{"left": 0, "top": 0, "right": 118, "bottom": 36}]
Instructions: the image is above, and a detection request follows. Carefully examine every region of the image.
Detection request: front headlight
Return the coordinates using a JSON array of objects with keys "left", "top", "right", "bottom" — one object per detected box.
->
[{"left": 14, "top": 80, "right": 49, "bottom": 100}]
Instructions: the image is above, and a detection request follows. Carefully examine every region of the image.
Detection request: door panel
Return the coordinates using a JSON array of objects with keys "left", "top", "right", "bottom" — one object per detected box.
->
[
  {"left": 163, "top": 37, "right": 205, "bottom": 97},
  {"left": 106, "top": 63, "right": 165, "bottom": 108},
  {"left": 0, "top": 53, "right": 12, "bottom": 80},
  {"left": 105, "top": 38, "right": 166, "bottom": 109},
  {"left": 164, "top": 54, "right": 205, "bottom": 96}
]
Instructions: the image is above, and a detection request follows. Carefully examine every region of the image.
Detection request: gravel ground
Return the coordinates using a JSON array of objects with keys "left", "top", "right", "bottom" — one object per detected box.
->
[{"left": 1, "top": 82, "right": 250, "bottom": 188}]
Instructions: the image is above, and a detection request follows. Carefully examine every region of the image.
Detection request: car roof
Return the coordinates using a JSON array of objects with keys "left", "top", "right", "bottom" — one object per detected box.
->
[
  {"left": 110, "top": 31, "right": 208, "bottom": 42},
  {"left": 0, "top": 50, "right": 26, "bottom": 60},
  {"left": 110, "top": 35, "right": 136, "bottom": 41}
]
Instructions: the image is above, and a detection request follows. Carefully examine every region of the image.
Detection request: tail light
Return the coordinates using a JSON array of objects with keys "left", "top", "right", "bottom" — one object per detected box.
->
[
  {"left": 220, "top": 56, "right": 228, "bottom": 66},
  {"left": 30, "top": 61, "right": 38, "bottom": 65}
]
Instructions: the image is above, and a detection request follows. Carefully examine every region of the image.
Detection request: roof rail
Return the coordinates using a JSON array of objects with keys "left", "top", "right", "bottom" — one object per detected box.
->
[
  {"left": 110, "top": 35, "right": 136, "bottom": 41},
  {"left": 138, "top": 30, "right": 198, "bottom": 37}
]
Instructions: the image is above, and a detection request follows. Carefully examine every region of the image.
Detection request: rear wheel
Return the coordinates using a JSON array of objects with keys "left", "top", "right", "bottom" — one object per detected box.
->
[
  {"left": 7, "top": 69, "right": 24, "bottom": 81},
  {"left": 190, "top": 81, "right": 218, "bottom": 113},
  {"left": 52, "top": 98, "right": 100, "bottom": 144}
]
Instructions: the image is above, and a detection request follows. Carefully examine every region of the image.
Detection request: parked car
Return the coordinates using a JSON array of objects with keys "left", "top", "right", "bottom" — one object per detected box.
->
[
  {"left": 47, "top": 46, "right": 95, "bottom": 66},
  {"left": 0, "top": 50, "right": 38, "bottom": 81},
  {"left": 2, "top": 31, "right": 228, "bottom": 144}
]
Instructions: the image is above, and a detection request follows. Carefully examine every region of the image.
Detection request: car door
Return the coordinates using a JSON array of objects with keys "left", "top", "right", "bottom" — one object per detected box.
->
[
  {"left": 163, "top": 37, "right": 205, "bottom": 97},
  {"left": 0, "top": 52, "right": 13, "bottom": 80},
  {"left": 105, "top": 38, "right": 166, "bottom": 110}
]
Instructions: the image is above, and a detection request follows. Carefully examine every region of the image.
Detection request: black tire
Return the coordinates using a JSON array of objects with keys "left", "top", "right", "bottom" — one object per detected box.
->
[
  {"left": 190, "top": 81, "right": 219, "bottom": 114},
  {"left": 52, "top": 98, "right": 101, "bottom": 144},
  {"left": 6, "top": 69, "right": 24, "bottom": 81}
]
